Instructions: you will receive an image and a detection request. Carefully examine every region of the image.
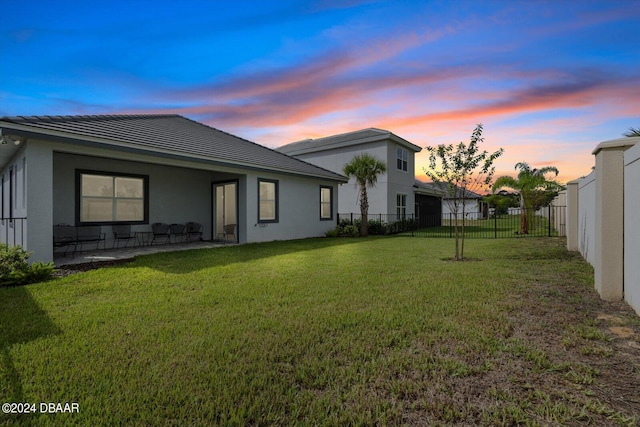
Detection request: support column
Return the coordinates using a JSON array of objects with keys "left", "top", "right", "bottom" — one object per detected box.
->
[
  {"left": 565, "top": 180, "right": 579, "bottom": 251},
  {"left": 592, "top": 138, "right": 637, "bottom": 301},
  {"left": 25, "top": 140, "right": 54, "bottom": 263}
]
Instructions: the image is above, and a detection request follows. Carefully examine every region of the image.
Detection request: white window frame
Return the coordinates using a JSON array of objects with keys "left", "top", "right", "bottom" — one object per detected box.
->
[
  {"left": 396, "top": 193, "right": 407, "bottom": 219},
  {"left": 397, "top": 147, "right": 408, "bottom": 172}
]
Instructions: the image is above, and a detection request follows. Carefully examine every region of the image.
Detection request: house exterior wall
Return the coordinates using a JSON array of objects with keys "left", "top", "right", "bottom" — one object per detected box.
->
[
  {"left": 287, "top": 139, "right": 418, "bottom": 216},
  {"left": 0, "top": 145, "right": 28, "bottom": 248},
  {"left": 385, "top": 142, "right": 415, "bottom": 217},
  {"left": 25, "top": 141, "right": 55, "bottom": 263},
  {"left": 441, "top": 199, "right": 481, "bottom": 219},
  {"left": 3, "top": 136, "right": 342, "bottom": 263},
  {"left": 53, "top": 151, "right": 215, "bottom": 244},
  {"left": 624, "top": 142, "right": 640, "bottom": 315},
  {"left": 243, "top": 170, "right": 340, "bottom": 242},
  {"left": 0, "top": 141, "right": 55, "bottom": 263},
  {"left": 0, "top": 142, "right": 51, "bottom": 261},
  {"left": 291, "top": 140, "right": 388, "bottom": 214}
]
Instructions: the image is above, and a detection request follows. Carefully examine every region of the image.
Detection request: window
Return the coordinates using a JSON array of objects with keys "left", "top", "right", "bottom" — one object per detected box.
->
[
  {"left": 77, "top": 170, "right": 148, "bottom": 224},
  {"left": 320, "top": 186, "right": 333, "bottom": 220},
  {"left": 397, "top": 193, "right": 407, "bottom": 218},
  {"left": 396, "top": 147, "right": 408, "bottom": 172},
  {"left": 258, "top": 178, "right": 278, "bottom": 222}
]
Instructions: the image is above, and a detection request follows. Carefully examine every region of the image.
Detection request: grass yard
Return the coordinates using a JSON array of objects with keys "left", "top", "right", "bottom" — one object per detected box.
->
[
  {"left": 411, "top": 213, "right": 561, "bottom": 238},
  {"left": 1, "top": 237, "right": 639, "bottom": 426}
]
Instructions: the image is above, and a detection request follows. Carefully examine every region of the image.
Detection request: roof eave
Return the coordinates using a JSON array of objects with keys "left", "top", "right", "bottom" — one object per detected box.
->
[
  {"left": 280, "top": 129, "right": 422, "bottom": 156},
  {"left": 0, "top": 120, "right": 348, "bottom": 183}
]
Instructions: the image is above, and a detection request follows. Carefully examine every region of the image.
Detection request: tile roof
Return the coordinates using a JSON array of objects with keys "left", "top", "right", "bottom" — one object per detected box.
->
[
  {"left": 0, "top": 114, "right": 347, "bottom": 181},
  {"left": 415, "top": 181, "right": 484, "bottom": 199},
  {"left": 277, "top": 128, "right": 422, "bottom": 156}
]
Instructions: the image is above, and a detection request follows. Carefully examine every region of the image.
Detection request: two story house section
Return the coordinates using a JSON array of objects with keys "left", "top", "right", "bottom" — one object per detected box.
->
[{"left": 277, "top": 128, "right": 422, "bottom": 217}]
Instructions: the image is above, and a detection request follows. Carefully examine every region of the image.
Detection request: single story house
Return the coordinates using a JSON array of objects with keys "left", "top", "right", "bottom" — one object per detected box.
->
[
  {"left": 277, "top": 128, "right": 422, "bottom": 219},
  {"left": 0, "top": 114, "right": 347, "bottom": 263}
]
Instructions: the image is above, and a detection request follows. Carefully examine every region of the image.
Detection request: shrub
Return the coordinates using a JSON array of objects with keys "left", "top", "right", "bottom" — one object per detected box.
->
[
  {"left": 334, "top": 218, "right": 362, "bottom": 237},
  {"left": 340, "top": 224, "right": 360, "bottom": 237},
  {"left": 338, "top": 218, "right": 354, "bottom": 229},
  {"left": 325, "top": 228, "right": 339, "bottom": 238},
  {"left": 0, "top": 244, "right": 54, "bottom": 287},
  {"left": 367, "top": 219, "right": 387, "bottom": 235}
]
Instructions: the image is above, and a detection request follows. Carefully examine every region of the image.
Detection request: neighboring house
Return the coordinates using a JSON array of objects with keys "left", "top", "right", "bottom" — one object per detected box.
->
[
  {"left": 418, "top": 181, "right": 487, "bottom": 219},
  {"left": 0, "top": 114, "right": 347, "bottom": 263},
  {"left": 413, "top": 180, "right": 444, "bottom": 227},
  {"left": 277, "top": 128, "right": 422, "bottom": 218}
]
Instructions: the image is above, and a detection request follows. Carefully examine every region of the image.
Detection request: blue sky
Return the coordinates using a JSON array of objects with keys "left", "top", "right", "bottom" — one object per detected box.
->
[{"left": 1, "top": 0, "right": 639, "bottom": 181}]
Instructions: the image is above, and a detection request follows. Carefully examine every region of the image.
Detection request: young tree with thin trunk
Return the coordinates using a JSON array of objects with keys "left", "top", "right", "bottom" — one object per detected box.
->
[
  {"left": 343, "top": 153, "right": 387, "bottom": 237},
  {"left": 424, "top": 124, "right": 503, "bottom": 260}
]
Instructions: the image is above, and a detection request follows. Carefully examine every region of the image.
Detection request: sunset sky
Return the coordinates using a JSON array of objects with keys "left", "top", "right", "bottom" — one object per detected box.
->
[{"left": 1, "top": 0, "right": 639, "bottom": 183}]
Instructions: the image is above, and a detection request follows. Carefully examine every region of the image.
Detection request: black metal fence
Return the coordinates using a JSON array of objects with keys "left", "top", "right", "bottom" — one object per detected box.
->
[
  {"left": 1, "top": 217, "right": 27, "bottom": 247},
  {"left": 337, "top": 206, "right": 566, "bottom": 238}
]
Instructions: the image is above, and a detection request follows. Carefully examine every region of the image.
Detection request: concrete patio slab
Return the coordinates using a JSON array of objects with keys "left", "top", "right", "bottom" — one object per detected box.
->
[{"left": 54, "top": 241, "right": 234, "bottom": 267}]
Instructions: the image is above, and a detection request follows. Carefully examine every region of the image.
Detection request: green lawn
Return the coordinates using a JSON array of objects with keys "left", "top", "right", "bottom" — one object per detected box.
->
[{"left": 1, "top": 237, "right": 637, "bottom": 425}]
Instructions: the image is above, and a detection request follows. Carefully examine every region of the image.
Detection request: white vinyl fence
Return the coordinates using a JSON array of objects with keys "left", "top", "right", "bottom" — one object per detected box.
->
[
  {"left": 567, "top": 136, "right": 640, "bottom": 316},
  {"left": 624, "top": 142, "right": 640, "bottom": 315}
]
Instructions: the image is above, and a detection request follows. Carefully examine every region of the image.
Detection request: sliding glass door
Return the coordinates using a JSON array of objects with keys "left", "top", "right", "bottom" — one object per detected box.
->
[{"left": 214, "top": 182, "right": 237, "bottom": 242}]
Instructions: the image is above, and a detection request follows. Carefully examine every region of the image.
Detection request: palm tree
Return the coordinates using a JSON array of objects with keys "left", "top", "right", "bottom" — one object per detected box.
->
[
  {"left": 492, "top": 162, "right": 563, "bottom": 234},
  {"left": 623, "top": 127, "right": 640, "bottom": 137},
  {"left": 343, "top": 153, "right": 387, "bottom": 237}
]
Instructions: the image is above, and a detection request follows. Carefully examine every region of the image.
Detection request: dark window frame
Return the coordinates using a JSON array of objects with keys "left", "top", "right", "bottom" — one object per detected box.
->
[
  {"left": 75, "top": 169, "right": 149, "bottom": 226},
  {"left": 257, "top": 178, "right": 279, "bottom": 223},
  {"left": 320, "top": 185, "right": 333, "bottom": 221}
]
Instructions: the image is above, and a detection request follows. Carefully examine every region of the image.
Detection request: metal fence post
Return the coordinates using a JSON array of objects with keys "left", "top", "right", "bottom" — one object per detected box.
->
[
  {"left": 548, "top": 205, "right": 552, "bottom": 237},
  {"left": 411, "top": 213, "right": 414, "bottom": 237},
  {"left": 494, "top": 210, "right": 498, "bottom": 238}
]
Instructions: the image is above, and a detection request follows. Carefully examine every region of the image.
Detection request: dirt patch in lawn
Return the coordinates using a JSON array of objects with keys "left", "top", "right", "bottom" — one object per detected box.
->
[
  {"left": 400, "top": 244, "right": 640, "bottom": 425},
  {"left": 475, "top": 256, "right": 640, "bottom": 424},
  {"left": 53, "top": 258, "right": 135, "bottom": 278}
]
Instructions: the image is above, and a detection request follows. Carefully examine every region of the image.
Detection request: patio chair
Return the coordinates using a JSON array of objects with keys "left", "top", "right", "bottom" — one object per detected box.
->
[
  {"left": 220, "top": 223, "right": 236, "bottom": 242},
  {"left": 112, "top": 224, "right": 137, "bottom": 248},
  {"left": 53, "top": 224, "right": 78, "bottom": 257},
  {"left": 170, "top": 223, "right": 187, "bottom": 243},
  {"left": 76, "top": 226, "right": 106, "bottom": 251},
  {"left": 186, "top": 222, "right": 203, "bottom": 241},
  {"left": 151, "top": 222, "right": 171, "bottom": 245}
]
